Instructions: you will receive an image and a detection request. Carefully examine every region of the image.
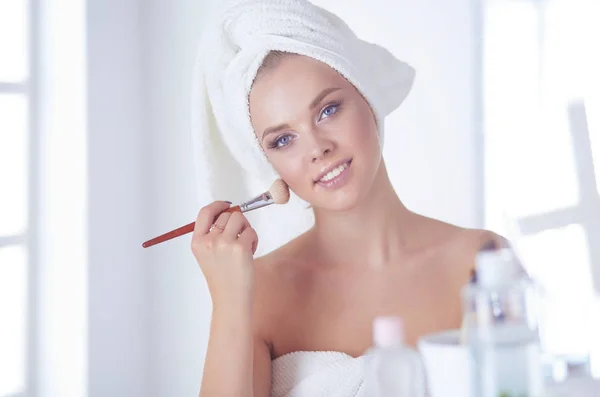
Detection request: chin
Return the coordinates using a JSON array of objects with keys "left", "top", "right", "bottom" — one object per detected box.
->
[{"left": 310, "top": 184, "right": 367, "bottom": 212}]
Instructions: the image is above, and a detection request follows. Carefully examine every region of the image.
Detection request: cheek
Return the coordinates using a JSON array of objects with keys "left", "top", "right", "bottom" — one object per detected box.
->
[
  {"left": 345, "top": 110, "right": 380, "bottom": 151},
  {"left": 266, "top": 151, "right": 307, "bottom": 189}
]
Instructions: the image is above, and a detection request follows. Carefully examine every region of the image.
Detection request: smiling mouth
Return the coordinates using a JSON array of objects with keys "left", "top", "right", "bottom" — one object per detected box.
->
[{"left": 314, "top": 159, "right": 352, "bottom": 186}]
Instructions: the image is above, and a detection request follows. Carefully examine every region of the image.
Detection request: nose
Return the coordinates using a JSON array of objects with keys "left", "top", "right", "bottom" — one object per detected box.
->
[{"left": 308, "top": 132, "right": 334, "bottom": 163}]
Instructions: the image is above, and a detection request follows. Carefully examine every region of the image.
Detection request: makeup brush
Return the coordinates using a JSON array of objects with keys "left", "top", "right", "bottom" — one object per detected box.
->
[{"left": 142, "top": 179, "right": 290, "bottom": 248}]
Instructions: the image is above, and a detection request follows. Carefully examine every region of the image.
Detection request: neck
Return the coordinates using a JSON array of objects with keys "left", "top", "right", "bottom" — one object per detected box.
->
[{"left": 310, "top": 161, "right": 417, "bottom": 268}]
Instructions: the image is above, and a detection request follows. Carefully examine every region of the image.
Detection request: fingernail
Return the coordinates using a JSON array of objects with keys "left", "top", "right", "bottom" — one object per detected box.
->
[{"left": 224, "top": 200, "right": 232, "bottom": 204}]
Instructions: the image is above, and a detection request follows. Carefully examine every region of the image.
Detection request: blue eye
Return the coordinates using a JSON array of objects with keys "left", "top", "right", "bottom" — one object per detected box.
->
[
  {"left": 268, "top": 134, "right": 293, "bottom": 149},
  {"left": 319, "top": 102, "right": 340, "bottom": 120},
  {"left": 277, "top": 135, "right": 292, "bottom": 146}
]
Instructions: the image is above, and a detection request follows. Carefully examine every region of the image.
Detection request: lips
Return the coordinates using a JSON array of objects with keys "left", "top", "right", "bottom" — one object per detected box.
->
[{"left": 314, "top": 159, "right": 352, "bottom": 183}]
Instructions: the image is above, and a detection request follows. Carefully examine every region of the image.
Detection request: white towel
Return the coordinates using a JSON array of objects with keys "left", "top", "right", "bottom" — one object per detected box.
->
[
  {"left": 191, "top": 0, "right": 415, "bottom": 255},
  {"left": 271, "top": 351, "right": 365, "bottom": 397}
]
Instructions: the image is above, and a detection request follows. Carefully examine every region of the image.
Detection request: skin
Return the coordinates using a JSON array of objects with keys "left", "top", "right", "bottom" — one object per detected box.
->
[{"left": 194, "top": 54, "right": 505, "bottom": 397}]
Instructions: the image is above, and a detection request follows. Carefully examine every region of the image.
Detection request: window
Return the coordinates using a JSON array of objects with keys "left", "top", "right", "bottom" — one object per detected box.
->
[
  {"left": 483, "top": 0, "right": 600, "bottom": 375},
  {"left": 0, "top": 1, "right": 32, "bottom": 396}
]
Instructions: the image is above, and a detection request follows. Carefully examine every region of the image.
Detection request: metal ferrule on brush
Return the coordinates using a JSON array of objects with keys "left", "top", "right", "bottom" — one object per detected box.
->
[{"left": 240, "top": 192, "right": 274, "bottom": 212}]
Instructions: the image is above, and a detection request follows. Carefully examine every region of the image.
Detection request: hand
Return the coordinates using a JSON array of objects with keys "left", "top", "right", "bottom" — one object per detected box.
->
[{"left": 191, "top": 201, "right": 259, "bottom": 306}]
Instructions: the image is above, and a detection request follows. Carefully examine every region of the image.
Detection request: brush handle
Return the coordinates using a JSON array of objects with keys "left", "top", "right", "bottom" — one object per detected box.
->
[{"left": 142, "top": 205, "right": 242, "bottom": 248}]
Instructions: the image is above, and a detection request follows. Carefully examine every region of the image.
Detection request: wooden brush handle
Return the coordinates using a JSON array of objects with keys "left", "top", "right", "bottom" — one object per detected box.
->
[{"left": 142, "top": 205, "right": 241, "bottom": 248}]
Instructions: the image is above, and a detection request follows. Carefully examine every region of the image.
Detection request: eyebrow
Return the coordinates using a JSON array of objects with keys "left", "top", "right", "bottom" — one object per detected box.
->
[{"left": 261, "top": 87, "right": 342, "bottom": 141}]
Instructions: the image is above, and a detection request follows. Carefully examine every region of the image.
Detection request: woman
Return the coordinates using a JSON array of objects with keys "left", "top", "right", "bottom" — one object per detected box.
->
[{"left": 190, "top": 1, "right": 503, "bottom": 396}]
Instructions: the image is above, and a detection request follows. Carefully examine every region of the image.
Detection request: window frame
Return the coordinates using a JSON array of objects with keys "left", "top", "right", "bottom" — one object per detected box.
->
[
  {"left": 482, "top": 0, "right": 600, "bottom": 372},
  {"left": 0, "top": 1, "right": 38, "bottom": 396}
]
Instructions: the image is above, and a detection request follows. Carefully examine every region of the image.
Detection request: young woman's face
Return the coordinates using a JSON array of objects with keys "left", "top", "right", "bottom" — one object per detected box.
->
[{"left": 249, "top": 55, "right": 382, "bottom": 210}]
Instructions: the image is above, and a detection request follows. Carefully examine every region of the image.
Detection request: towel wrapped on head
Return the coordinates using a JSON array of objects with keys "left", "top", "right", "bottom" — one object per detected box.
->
[{"left": 191, "top": 0, "right": 415, "bottom": 255}]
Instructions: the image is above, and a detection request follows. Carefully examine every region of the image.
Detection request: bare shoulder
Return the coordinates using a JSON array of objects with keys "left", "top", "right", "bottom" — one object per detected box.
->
[
  {"left": 413, "top": 214, "right": 507, "bottom": 250},
  {"left": 444, "top": 224, "right": 510, "bottom": 275},
  {"left": 459, "top": 227, "right": 509, "bottom": 251},
  {"left": 253, "top": 228, "right": 316, "bottom": 306},
  {"left": 411, "top": 215, "right": 510, "bottom": 277},
  {"left": 253, "top": 228, "right": 314, "bottom": 280}
]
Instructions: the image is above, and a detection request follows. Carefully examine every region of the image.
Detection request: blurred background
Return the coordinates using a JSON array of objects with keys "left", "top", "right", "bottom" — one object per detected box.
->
[{"left": 0, "top": 0, "right": 598, "bottom": 396}]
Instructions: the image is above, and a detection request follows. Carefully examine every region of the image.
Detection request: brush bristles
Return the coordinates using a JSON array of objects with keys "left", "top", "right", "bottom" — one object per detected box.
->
[{"left": 269, "top": 179, "right": 290, "bottom": 204}]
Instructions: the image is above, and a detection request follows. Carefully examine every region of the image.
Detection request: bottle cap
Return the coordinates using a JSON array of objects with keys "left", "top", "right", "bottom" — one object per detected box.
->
[
  {"left": 476, "top": 248, "right": 520, "bottom": 288},
  {"left": 373, "top": 316, "right": 404, "bottom": 348}
]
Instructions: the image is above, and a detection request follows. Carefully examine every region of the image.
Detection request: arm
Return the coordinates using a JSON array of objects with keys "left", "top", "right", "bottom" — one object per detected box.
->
[
  {"left": 191, "top": 202, "right": 272, "bottom": 397},
  {"left": 199, "top": 302, "right": 272, "bottom": 397}
]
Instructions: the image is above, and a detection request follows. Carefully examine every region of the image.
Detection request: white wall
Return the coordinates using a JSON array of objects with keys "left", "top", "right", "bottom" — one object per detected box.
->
[
  {"left": 142, "top": 1, "right": 481, "bottom": 396},
  {"left": 86, "top": 0, "right": 148, "bottom": 396},
  {"left": 36, "top": 0, "right": 148, "bottom": 396},
  {"left": 37, "top": 0, "right": 88, "bottom": 395},
  {"left": 141, "top": 1, "right": 218, "bottom": 396}
]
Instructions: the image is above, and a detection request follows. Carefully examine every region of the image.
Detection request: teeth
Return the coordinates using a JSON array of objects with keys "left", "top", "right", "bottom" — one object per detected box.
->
[{"left": 319, "top": 162, "right": 348, "bottom": 182}]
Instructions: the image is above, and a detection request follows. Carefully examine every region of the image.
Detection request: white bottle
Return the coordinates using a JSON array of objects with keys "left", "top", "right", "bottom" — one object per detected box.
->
[
  {"left": 462, "top": 248, "right": 545, "bottom": 397},
  {"left": 364, "top": 316, "right": 426, "bottom": 397}
]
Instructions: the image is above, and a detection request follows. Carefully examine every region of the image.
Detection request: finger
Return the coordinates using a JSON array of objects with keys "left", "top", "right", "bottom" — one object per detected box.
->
[
  {"left": 210, "top": 211, "right": 232, "bottom": 234},
  {"left": 195, "top": 201, "right": 232, "bottom": 235},
  {"left": 222, "top": 211, "right": 250, "bottom": 240},
  {"left": 237, "top": 226, "right": 258, "bottom": 254}
]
